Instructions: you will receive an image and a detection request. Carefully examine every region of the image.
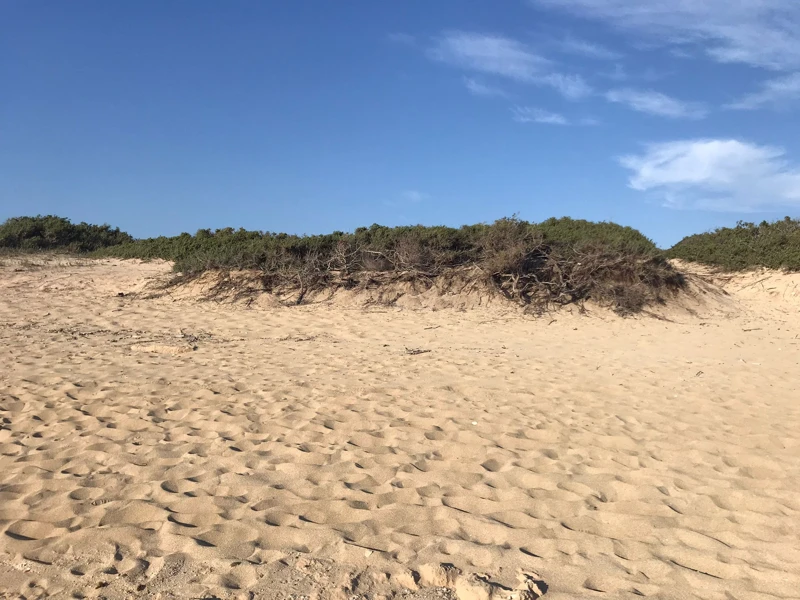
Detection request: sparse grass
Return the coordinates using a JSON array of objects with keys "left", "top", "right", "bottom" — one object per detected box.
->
[
  {"left": 0, "top": 253, "right": 96, "bottom": 271},
  {"left": 668, "top": 217, "right": 800, "bottom": 271}
]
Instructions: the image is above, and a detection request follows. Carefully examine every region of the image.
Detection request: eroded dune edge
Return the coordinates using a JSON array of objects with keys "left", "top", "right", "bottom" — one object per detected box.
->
[{"left": 1, "top": 257, "right": 799, "bottom": 600}]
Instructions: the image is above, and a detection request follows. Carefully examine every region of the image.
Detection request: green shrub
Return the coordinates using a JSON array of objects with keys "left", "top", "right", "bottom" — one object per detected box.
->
[
  {"left": 535, "top": 217, "right": 656, "bottom": 253},
  {"left": 97, "top": 217, "right": 677, "bottom": 313},
  {"left": 2, "top": 214, "right": 683, "bottom": 313},
  {"left": 98, "top": 216, "right": 658, "bottom": 272},
  {"left": 0, "top": 215, "right": 132, "bottom": 252},
  {"left": 668, "top": 217, "right": 800, "bottom": 271}
]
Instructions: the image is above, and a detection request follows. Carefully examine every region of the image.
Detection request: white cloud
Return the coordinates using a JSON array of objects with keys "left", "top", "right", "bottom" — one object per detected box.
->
[
  {"left": 619, "top": 139, "right": 800, "bottom": 211},
  {"left": 726, "top": 73, "right": 800, "bottom": 110},
  {"left": 605, "top": 88, "right": 707, "bottom": 119},
  {"left": 541, "top": 73, "right": 593, "bottom": 100},
  {"left": 531, "top": 0, "right": 800, "bottom": 70},
  {"left": 463, "top": 77, "right": 508, "bottom": 98},
  {"left": 429, "top": 32, "right": 550, "bottom": 82},
  {"left": 429, "top": 31, "right": 591, "bottom": 100},
  {"left": 512, "top": 106, "right": 569, "bottom": 125},
  {"left": 558, "top": 35, "right": 621, "bottom": 60},
  {"left": 512, "top": 107, "right": 599, "bottom": 126}
]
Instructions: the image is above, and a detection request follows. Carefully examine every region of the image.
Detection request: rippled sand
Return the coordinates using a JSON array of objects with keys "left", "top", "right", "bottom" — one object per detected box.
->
[{"left": 1, "top": 257, "right": 799, "bottom": 599}]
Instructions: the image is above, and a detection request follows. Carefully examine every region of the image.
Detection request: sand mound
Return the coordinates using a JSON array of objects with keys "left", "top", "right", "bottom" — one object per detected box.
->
[
  {"left": 1, "top": 258, "right": 799, "bottom": 599},
  {"left": 673, "top": 260, "right": 800, "bottom": 307},
  {"left": 137, "top": 267, "right": 522, "bottom": 312},
  {"left": 122, "top": 257, "right": 800, "bottom": 319}
]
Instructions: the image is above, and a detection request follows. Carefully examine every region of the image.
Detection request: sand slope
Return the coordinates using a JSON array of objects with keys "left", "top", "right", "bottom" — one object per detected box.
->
[{"left": 1, "top": 257, "right": 799, "bottom": 599}]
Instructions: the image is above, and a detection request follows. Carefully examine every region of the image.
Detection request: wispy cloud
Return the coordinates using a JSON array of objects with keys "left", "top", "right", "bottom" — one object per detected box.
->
[
  {"left": 558, "top": 35, "right": 621, "bottom": 60},
  {"left": 512, "top": 106, "right": 569, "bottom": 125},
  {"left": 429, "top": 32, "right": 550, "bottom": 82},
  {"left": 387, "top": 33, "right": 416, "bottom": 46},
  {"left": 726, "top": 73, "right": 800, "bottom": 110},
  {"left": 605, "top": 88, "right": 707, "bottom": 119},
  {"left": 512, "top": 106, "right": 599, "bottom": 126},
  {"left": 541, "top": 73, "right": 593, "bottom": 100},
  {"left": 463, "top": 77, "right": 508, "bottom": 98},
  {"left": 619, "top": 139, "right": 800, "bottom": 211},
  {"left": 669, "top": 47, "right": 694, "bottom": 60},
  {"left": 429, "top": 31, "right": 591, "bottom": 100},
  {"left": 531, "top": 0, "right": 800, "bottom": 70}
]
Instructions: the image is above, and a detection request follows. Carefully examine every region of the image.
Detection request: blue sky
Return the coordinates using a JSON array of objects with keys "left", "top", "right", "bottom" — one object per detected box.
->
[{"left": 2, "top": 1, "right": 800, "bottom": 247}]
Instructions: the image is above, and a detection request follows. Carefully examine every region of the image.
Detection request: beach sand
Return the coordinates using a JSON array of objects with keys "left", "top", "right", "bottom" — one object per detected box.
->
[{"left": 1, "top": 257, "right": 799, "bottom": 599}]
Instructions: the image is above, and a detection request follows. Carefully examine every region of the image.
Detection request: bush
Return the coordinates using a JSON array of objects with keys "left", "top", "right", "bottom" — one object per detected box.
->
[
  {"left": 98, "top": 217, "right": 680, "bottom": 314},
  {"left": 0, "top": 215, "right": 133, "bottom": 252},
  {"left": 2, "top": 214, "right": 684, "bottom": 313},
  {"left": 99, "top": 217, "right": 658, "bottom": 271},
  {"left": 668, "top": 217, "right": 800, "bottom": 271}
]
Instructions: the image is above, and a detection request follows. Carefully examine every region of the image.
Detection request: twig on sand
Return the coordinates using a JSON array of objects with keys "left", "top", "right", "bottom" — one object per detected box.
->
[
  {"left": 742, "top": 327, "right": 762, "bottom": 332},
  {"left": 279, "top": 335, "right": 317, "bottom": 342},
  {"left": 739, "top": 276, "right": 771, "bottom": 291},
  {"left": 405, "top": 347, "right": 431, "bottom": 355}
]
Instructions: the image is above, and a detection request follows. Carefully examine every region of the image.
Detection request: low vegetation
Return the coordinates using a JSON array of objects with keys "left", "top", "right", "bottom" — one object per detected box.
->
[
  {"left": 668, "top": 217, "right": 800, "bottom": 271},
  {"left": 2, "top": 214, "right": 688, "bottom": 314},
  {"left": 0, "top": 215, "right": 132, "bottom": 253},
  {"left": 96, "top": 217, "right": 681, "bottom": 314}
]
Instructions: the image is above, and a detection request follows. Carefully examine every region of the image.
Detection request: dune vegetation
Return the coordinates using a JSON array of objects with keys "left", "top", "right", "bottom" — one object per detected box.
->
[
  {"left": 95, "top": 217, "right": 683, "bottom": 314},
  {"left": 668, "top": 217, "right": 800, "bottom": 271},
  {"left": 16, "top": 213, "right": 800, "bottom": 313},
  {"left": 0, "top": 215, "right": 133, "bottom": 253},
  {"left": 1, "top": 214, "right": 686, "bottom": 314}
]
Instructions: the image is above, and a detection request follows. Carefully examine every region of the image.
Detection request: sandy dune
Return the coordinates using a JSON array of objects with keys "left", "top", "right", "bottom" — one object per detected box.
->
[{"left": 1, "top": 257, "right": 799, "bottom": 599}]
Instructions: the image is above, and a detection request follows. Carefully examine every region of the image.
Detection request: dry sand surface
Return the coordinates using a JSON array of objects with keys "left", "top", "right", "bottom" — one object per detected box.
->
[{"left": 1, "top": 257, "right": 799, "bottom": 600}]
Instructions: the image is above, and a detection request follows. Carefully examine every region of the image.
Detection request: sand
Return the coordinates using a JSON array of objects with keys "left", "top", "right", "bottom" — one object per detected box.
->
[{"left": 1, "top": 256, "right": 799, "bottom": 600}]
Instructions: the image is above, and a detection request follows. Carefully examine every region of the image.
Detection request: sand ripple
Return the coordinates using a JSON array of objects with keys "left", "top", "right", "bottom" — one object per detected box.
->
[{"left": 1, "top": 258, "right": 799, "bottom": 599}]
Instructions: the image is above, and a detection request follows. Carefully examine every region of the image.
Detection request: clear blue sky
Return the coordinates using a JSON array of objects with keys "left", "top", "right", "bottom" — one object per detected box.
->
[{"left": 3, "top": 1, "right": 800, "bottom": 248}]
